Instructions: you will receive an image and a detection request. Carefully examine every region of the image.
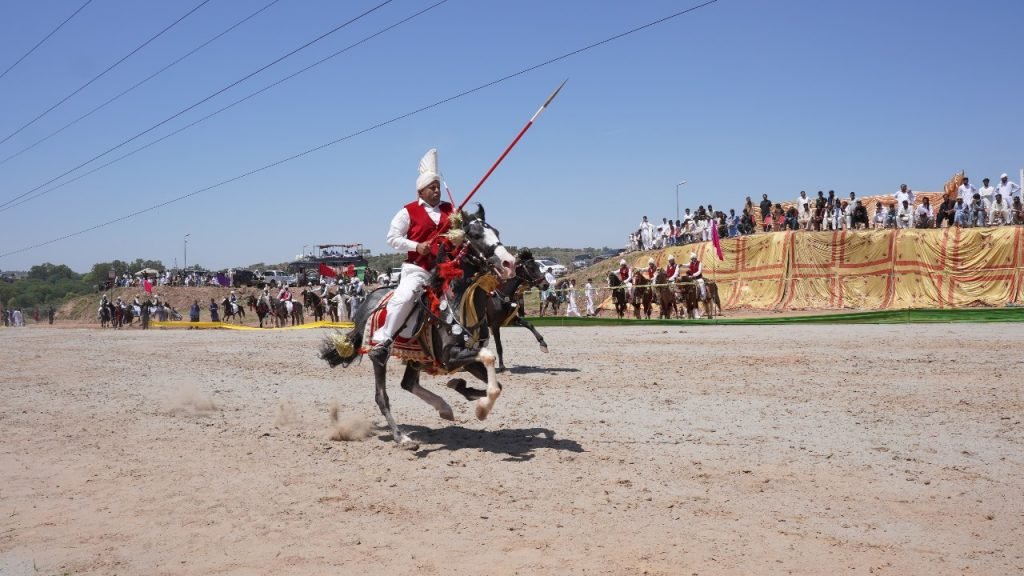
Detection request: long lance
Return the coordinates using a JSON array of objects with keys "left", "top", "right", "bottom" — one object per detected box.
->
[{"left": 458, "top": 79, "right": 567, "bottom": 211}]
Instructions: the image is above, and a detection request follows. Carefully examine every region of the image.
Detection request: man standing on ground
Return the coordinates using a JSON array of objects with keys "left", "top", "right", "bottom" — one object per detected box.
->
[{"left": 584, "top": 278, "right": 596, "bottom": 317}]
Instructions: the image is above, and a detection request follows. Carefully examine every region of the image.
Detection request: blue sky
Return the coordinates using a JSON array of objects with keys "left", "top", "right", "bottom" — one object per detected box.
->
[{"left": 0, "top": 0, "right": 1021, "bottom": 273}]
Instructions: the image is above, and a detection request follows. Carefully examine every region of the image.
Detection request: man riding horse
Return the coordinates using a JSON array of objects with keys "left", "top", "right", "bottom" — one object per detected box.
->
[{"left": 320, "top": 148, "right": 518, "bottom": 449}]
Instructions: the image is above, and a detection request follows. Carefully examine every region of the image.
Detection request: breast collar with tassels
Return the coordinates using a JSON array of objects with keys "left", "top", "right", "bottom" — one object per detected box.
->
[{"left": 414, "top": 237, "right": 501, "bottom": 350}]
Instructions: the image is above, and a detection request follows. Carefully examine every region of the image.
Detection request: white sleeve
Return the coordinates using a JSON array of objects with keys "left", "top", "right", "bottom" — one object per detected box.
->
[{"left": 386, "top": 208, "right": 418, "bottom": 253}]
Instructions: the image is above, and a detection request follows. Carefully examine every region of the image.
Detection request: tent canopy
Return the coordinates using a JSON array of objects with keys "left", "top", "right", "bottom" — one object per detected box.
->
[{"left": 134, "top": 268, "right": 161, "bottom": 276}]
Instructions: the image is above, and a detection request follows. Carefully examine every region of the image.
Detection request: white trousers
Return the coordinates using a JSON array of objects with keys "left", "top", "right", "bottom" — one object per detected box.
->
[
  {"left": 565, "top": 293, "right": 580, "bottom": 317},
  {"left": 586, "top": 295, "right": 595, "bottom": 316},
  {"left": 372, "top": 263, "right": 430, "bottom": 343}
]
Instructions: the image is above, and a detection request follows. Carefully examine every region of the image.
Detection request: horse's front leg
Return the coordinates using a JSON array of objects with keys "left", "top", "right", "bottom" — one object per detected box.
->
[
  {"left": 510, "top": 317, "right": 548, "bottom": 354},
  {"left": 441, "top": 347, "right": 502, "bottom": 421},
  {"left": 493, "top": 325, "right": 506, "bottom": 372},
  {"left": 400, "top": 364, "right": 453, "bottom": 421},
  {"left": 373, "top": 360, "right": 417, "bottom": 450}
]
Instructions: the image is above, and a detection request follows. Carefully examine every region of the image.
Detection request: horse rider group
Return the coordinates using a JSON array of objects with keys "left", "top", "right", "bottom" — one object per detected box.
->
[{"left": 615, "top": 252, "right": 709, "bottom": 315}]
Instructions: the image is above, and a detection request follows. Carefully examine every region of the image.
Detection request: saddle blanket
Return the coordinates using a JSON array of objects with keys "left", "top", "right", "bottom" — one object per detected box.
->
[{"left": 360, "top": 292, "right": 433, "bottom": 366}]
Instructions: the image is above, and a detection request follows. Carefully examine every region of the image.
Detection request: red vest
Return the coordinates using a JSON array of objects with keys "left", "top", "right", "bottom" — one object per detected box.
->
[
  {"left": 647, "top": 265, "right": 657, "bottom": 279},
  {"left": 618, "top": 267, "right": 629, "bottom": 281},
  {"left": 666, "top": 263, "right": 677, "bottom": 278},
  {"left": 405, "top": 200, "right": 453, "bottom": 270},
  {"left": 688, "top": 261, "right": 701, "bottom": 276}
]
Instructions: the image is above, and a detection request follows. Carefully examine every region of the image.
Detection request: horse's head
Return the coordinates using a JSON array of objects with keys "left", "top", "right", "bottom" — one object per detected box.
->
[
  {"left": 460, "top": 204, "right": 516, "bottom": 280},
  {"left": 607, "top": 271, "right": 621, "bottom": 287},
  {"left": 514, "top": 248, "right": 547, "bottom": 289}
]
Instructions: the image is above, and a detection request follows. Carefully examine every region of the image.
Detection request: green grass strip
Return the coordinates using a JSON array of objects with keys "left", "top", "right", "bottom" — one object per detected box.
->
[{"left": 523, "top": 307, "right": 1024, "bottom": 326}]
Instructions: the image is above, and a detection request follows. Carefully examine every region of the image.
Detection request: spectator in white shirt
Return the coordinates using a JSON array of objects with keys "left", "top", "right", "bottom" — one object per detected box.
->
[
  {"left": 894, "top": 183, "right": 912, "bottom": 207},
  {"left": 997, "top": 173, "right": 1021, "bottom": 202},
  {"left": 979, "top": 178, "right": 997, "bottom": 209},
  {"left": 897, "top": 199, "right": 913, "bottom": 229},
  {"left": 957, "top": 177, "right": 978, "bottom": 203},
  {"left": 914, "top": 197, "right": 934, "bottom": 228},
  {"left": 797, "top": 191, "right": 809, "bottom": 213},
  {"left": 989, "top": 193, "right": 1011, "bottom": 225},
  {"left": 873, "top": 201, "right": 887, "bottom": 229}
]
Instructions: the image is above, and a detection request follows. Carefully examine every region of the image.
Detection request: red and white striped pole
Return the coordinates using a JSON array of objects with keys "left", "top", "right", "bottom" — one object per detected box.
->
[{"left": 458, "top": 80, "right": 567, "bottom": 211}]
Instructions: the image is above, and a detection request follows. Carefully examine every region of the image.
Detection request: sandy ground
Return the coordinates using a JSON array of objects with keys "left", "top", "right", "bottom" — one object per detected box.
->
[{"left": 1, "top": 324, "right": 1022, "bottom": 575}]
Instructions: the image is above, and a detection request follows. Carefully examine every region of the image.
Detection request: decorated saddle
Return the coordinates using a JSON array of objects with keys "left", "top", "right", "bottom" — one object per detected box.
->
[{"left": 358, "top": 273, "right": 501, "bottom": 375}]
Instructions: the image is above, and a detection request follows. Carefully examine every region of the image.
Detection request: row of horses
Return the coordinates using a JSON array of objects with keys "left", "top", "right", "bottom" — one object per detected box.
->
[
  {"left": 607, "top": 271, "right": 722, "bottom": 320},
  {"left": 98, "top": 302, "right": 181, "bottom": 328}
]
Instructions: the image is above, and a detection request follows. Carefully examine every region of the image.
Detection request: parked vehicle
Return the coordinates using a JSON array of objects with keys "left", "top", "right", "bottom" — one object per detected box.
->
[
  {"left": 261, "top": 269, "right": 291, "bottom": 288},
  {"left": 536, "top": 258, "right": 568, "bottom": 277},
  {"left": 231, "top": 269, "right": 259, "bottom": 287},
  {"left": 592, "top": 248, "right": 626, "bottom": 265},
  {"left": 572, "top": 254, "right": 594, "bottom": 270}
]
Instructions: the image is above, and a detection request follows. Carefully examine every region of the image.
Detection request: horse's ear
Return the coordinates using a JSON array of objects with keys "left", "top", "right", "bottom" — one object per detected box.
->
[
  {"left": 518, "top": 248, "right": 532, "bottom": 259},
  {"left": 473, "top": 203, "right": 485, "bottom": 221}
]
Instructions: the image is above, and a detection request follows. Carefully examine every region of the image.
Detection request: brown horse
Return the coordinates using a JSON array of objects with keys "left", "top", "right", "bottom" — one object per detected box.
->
[
  {"left": 653, "top": 270, "right": 677, "bottom": 319},
  {"left": 246, "top": 294, "right": 273, "bottom": 328},
  {"left": 677, "top": 280, "right": 721, "bottom": 319},
  {"left": 607, "top": 272, "right": 628, "bottom": 319},
  {"left": 303, "top": 290, "right": 325, "bottom": 322},
  {"left": 631, "top": 269, "right": 653, "bottom": 320},
  {"left": 675, "top": 281, "right": 700, "bottom": 319},
  {"left": 221, "top": 297, "right": 246, "bottom": 324},
  {"left": 538, "top": 279, "right": 568, "bottom": 317}
]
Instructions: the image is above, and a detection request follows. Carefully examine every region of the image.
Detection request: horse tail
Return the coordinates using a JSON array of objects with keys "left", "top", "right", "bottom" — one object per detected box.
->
[{"left": 318, "top": 288, "right": 388, "bottom": 368}]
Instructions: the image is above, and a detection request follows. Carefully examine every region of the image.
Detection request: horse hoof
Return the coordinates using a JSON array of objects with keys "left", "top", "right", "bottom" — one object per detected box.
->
[
  {"left": 539, "top": 345, "right": 549, "bottom": 354},
  {"left": 496, "top": 366, "right": 507, "bottom": 373},
  {"left": 439, "top": 408, "right": 455, "bottom": 421},
  {"left": 475, "top": 399, "right": 490, "bottom": 421},
  {"left": 397, "top": 435, "right": 419, "bottom": 450}
]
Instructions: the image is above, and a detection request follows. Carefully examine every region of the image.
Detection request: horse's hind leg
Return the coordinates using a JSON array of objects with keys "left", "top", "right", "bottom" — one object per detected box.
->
[
  {"left": 511, "top": 317, "right": 548, "bottom": 354},
  {"left": 373, "top": 361, "right": 417, "bottom": 450},
  {"left": 493, "top": 326, "right": 507, "bottom": 372},
  {"left": 400, "top": 364, "right": 453, "bottom": 421}
]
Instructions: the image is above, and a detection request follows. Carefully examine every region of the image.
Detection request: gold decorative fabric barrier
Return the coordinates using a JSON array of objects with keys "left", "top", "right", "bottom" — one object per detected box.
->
[{"left": 630, "top": 226, "right": 1024, "bottom": 310}]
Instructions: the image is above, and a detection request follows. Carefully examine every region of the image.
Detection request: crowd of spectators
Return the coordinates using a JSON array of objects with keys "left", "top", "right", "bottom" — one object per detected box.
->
[{"left": 628, "top": 173, "right": 1023, "bottom": 251}]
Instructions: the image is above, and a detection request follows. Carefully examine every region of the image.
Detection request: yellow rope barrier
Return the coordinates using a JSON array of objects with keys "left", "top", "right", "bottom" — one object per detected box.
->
[{"left": 150, "top": 320, "right": 355, "bottom": 330}]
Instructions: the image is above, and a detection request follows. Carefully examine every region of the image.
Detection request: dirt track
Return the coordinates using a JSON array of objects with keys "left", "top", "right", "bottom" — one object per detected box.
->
[{"left": 2, "top": 324, "right": 1022, "bottom": 575}]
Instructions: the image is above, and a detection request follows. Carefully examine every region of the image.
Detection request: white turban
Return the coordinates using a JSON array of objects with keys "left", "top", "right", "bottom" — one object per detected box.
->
[
  {"left": 416, "top": 148, "right": 440, "bottom": 192},
  {"left": 648, "top": 257, "right": 655, "bottom": 265},
  {"left": 690, "top": 252, "right": 697, "bottom": 260},
  {"left": 668, "top": 254, "right": 675, "bottom": 261},
  {"left": 619, "top": 259, "right": 626, "bottom": 266}
]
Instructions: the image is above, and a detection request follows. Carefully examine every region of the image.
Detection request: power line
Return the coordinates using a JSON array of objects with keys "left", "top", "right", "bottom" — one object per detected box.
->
[
  {"left": 0, "top": 0, "right": 94, "bottom": 83},
  {"left": 0, "top": 0, "right": 720, "bottom": 259},
  {"left": 0, "top": 0, "right": 285, "bottom": 169},
  {"left": 0, "top": 0, "right": 212, "bottom": 148},
  {"left": 0, "top": 0, "right": 451, "bottom": 214},
  {"left": 0, "top": 0, "right": 395, "bottom": 211}
]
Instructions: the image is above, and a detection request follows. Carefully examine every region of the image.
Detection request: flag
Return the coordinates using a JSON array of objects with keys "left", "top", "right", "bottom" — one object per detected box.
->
[
  {"left": 346, "top": 264, "right": 356, "bottom": 278},
  {"left": 319, "top": 262, "right": 337, "bottom": 278},
  {"left": 216, "top": 273, "right": 230, "bottom": 287},
  {"left": 143, "top": 278, "right": 153, "bottom": 294},
  {"left": 711, "top": 222, "right": 724, "bottom": 261}
]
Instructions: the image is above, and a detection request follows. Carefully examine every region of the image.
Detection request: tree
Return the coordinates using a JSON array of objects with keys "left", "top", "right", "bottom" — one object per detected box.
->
[{"left": 27, "top": 263, "right": 76, "bottom": 282}]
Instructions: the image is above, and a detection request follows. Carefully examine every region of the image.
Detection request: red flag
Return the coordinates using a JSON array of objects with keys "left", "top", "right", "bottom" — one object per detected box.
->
[
  {"left": 143, "top": 278, "right": 153, "bottom": 294},
  {"left": 318, "top": 262, "right": 337, "bottom": 278},
  {"left": 346, "top": 264, "right": 356, "bottom": 278},
  {"left": 711, "top": 222, "right": 724, "bottom": 261}
]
